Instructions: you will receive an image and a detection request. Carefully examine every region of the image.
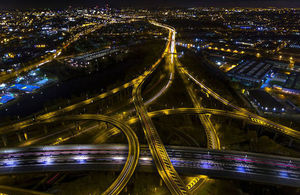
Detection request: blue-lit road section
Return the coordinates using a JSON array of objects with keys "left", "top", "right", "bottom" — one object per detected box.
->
[
  {"left": 0, "top": 145, "right": 299, "bottom": 188},
  {"left": 35, "top": 78, "right": 49, "bottom": 86},
  {"left": 0, "top": 94, "right": 15, "bottom": 104},
  {"left": 10, "top": 84, "right": 40, "bottom": 92}
]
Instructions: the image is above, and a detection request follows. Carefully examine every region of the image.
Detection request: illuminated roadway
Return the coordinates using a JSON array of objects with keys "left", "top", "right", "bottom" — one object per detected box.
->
[
  {"left": 0, "top": 145, "right": 299, "bottom": 188},
  {"left": 96, "top": 107, "right": 298, "bottom": 149},
  {"left": 32, "top": 114, "right": 140, "bottom": 195},
  {"left": 168, "top": 27, "right": 217, "bottom": 192},
  {"left": 0, "top": 22, "right": 175, "bottom": 135},
  {"left": 2, "top": 21, "right": 298, "bottom": 141},
  {"left": 176, "top": 58, "right": 220, "bottom": 150},
  {"left": 131, "top": 108, "right": 294, "bottom": 128},
  {"left": 14, "top": 107, "right": 293, "bottom": 152},
  {"left": 0, "top": 20, "right": 299, "bottom": 194},
  {"left": 179, "top": 66, "right": 300, "bottom": 139},
  {"left": 0, "top": 77, "right": 139, "bottom": 133},
  {"left": 133, "top": 22, "right": 189, "bottom": 194},
  {"left": 0, "top": 23, "right": 104, "bottom": 84}
]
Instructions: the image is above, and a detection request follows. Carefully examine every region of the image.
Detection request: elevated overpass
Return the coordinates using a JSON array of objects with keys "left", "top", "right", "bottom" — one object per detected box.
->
[{"left": 0, "top": 145, "right": 299, "bottom": 188}]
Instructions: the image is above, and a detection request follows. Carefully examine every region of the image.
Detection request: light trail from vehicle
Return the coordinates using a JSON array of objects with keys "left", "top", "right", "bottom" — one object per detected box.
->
[
  {"left": 133, "top": 22, "right": 189, "bottom": 194},
  {"left": 0, "top": 145, "right": 298, "bottom": 188},
  {"left": 31, "top": 114, "right": 140, "bottom": 195}
]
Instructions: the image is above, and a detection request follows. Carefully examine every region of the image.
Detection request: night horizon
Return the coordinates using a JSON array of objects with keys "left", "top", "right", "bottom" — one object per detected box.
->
[{"left": 0, "top": 0, "right": 300, "bottom": 9}]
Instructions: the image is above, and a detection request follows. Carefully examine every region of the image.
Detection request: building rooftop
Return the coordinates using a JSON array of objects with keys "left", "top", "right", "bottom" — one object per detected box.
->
[
  {"left": 228, "top": 60, "right": 273, "bottom": 84},
  {"left": 248, "top": 89, "right": 285, "bottom": 112}
]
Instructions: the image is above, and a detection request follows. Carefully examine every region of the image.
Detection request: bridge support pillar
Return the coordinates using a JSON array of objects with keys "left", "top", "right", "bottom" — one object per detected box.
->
[
  {"left": 70, "top": 129, "right": 74, "bottom": 136},
  {"left": 99, "top": 101, "right": 103, "bottom": 110},
  {"left": 1, "top": 136, "right": 7, "bottom": 147},
  {"left": 257, "top": 127, "right": 263, "bottom": 136},
  {"left": 122, "top": 89, "right": 126, "bottom": 99},
  {"left": 123, "top": 89, "right": 128, "bottom": 98},
  {"left": 109, "top": 98, "right": 113, "bottom": 106},
  {"left": 44, "top": 126, "right": 48, "bottom": 134},
  {"left": 244, "top": 124, "right": 249, "bottom": 134},
  {"left": 273, "top": 133, "right": 278, "bottom": 141},
  {"left": 118, "top": 92, "right": 121, "bottom": 102},
  {"left": 289, "top": 139, "right": 293, "bottom": 147},
  {"left": 16, "top": 132, "right": 23, "bottom": 142},
  {"left": 228, "top": 118, "right": 232, "bottom": 126},
  {"left": 242, "top": 119, "right": 246, "bottom": 129}
]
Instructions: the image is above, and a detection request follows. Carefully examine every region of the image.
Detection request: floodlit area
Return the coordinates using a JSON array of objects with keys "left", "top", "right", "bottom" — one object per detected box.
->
[{"left": 0, "top": 69, "right": 55, "bottom": 105}]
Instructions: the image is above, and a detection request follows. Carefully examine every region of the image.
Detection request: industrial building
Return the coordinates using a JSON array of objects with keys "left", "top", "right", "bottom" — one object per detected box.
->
[
  {"left": 247, "top": 89, "right": 285, "bottom": 113},
  {"left": 227, "top": 60, "right": 273, "bottom": 85}
]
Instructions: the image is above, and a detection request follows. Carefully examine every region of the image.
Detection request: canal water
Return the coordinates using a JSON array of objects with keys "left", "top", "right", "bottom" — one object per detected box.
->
[{"left": 0, "top": 58, "right": 136, "bottom": 118}]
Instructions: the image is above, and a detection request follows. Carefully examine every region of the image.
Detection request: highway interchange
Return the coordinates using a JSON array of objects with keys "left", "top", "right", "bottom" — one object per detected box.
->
[{"left": 0, "top": 20, "right": 299, "bottom": 194}]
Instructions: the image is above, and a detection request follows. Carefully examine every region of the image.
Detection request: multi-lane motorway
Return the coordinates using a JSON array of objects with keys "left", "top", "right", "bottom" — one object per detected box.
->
[
  {"left": 180, "top": 65, "right": 300, "bottom": 139},
  {"left": 0, "top": 145, "right": 299, "bottom": 188},
  {"left": 177, "top": 58, "right": 220, "bottom": 150},
  {"left": 133, "top": 21, "right": 300, "bottom": 194},
  {"left": 0, "top": 19, "right": 299, "bottom": 195},
  {"left": 39, "top": 114, "right": 140, "bottom": 195},
  {"left": 13, "top": 114, "right": 140, "bottom": 195},
  {"left": 133, "top": 23, "right": 190, "bottom": 194}
]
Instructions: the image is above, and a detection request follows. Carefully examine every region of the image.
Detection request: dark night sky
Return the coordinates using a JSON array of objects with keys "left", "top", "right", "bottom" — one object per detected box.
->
[{"left": 0, "top": 0, "right": 299, "bottom": 9}]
